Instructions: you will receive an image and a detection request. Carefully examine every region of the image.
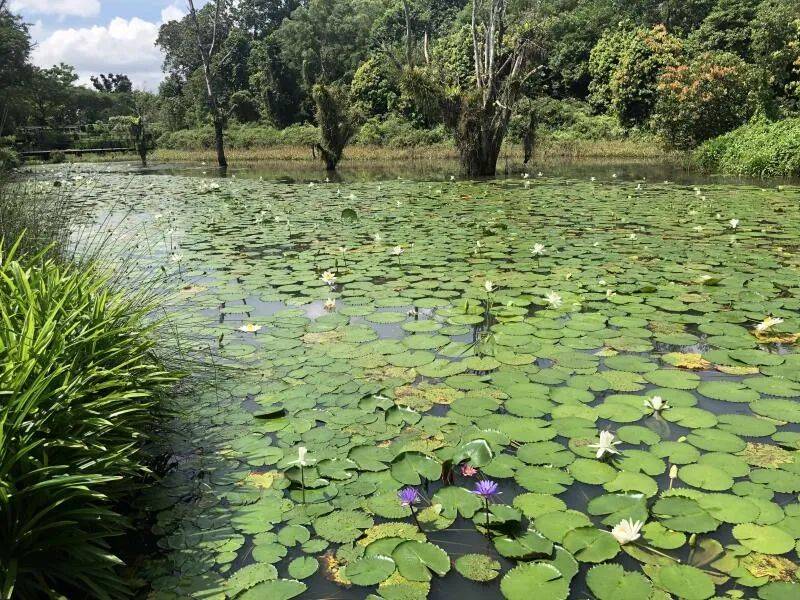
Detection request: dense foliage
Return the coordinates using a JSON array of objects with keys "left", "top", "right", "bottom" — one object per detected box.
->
[
  {"left": 694, "top": 117, "right": 800, "bottom": 176},
  {"left": 653, "top": 52, "right": 759, "bottom": 149},
  {"left": 0, "top": 239, "right": 177, "bottom": 598},
  {"left": 2, "top": 0, "right": 799, "bottom": 157}
]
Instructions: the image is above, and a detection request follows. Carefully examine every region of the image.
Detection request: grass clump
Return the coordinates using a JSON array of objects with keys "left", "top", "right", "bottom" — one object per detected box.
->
[
  {"left": 0, "top": 239, "right": 179, "bottom": 598},
  {"left": 694, "top": 118, "right": 800, "bottom": 177}
]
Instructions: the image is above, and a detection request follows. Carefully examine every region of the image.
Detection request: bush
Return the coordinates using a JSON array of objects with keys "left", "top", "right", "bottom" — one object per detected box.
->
[
  {"left": 0, "top": 241, "right": 178, "bottom": 598},
  {"left": 693, "top": 117, "right": 800, "bottom": 176},
  {"left": 654, "top": 52, "right": 759, "bottom": 149},
  {"left": 157, "top": 123, "right": 320, "bottom": 150},
  {"left": 353, "top": 116, "right": 448, "bottom": 147},
  {"left": 0, "top": 145, "right": 20, "bottom": 170}
]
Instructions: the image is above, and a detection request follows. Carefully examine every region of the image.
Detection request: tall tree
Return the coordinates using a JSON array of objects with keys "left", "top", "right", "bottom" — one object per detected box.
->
[
  {"left": 187, "top": 0, "right": 228, "bottom": 167},
  {"left": 404, "top": 0, "right": 542, "bottom": 176}
]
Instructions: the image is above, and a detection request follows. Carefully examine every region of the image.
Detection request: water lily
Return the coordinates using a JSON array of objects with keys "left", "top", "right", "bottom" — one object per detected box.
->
[
  {"left": 471, "top": 479, "right": 500, "bottom": 533},
  {"left": 611, "top": 519, "right": 644, "bottom": 545},
  {"left": 669, "top": 464, "right": 678, "bottom": 489},
  {"left": 545, "top": 291, "right": 563, "bottom": 308},
  {"left": 755, "top": 316, "right": 784, "bottom": 332},
  {"left": 238, "top": 323, "right": 262, "bottom": 333},
  {"left": 290, "top": 446, "right": 312, "bottom": 503},
  {"left": 590, "top": 176, "right": 596, "bottom": 182},
  {"left": 170, "top": 253, "right": 183, "bottom": 263},
  {"left": 523, "top": 172, "right": 530, "bottom": 179},
  {"left": 484, "top": 280, "right": 495, "bottom": 293},
  {"left": 461, "top": 464, "right": 478, "bottom": 477},
  {"left": 324, "top": 298, "right": 336, "bottom": 311},
  {"left": 644, "top": 395, "right": 668, "bottom": 412},
  {"left": 729, "top": 218, "right": 739, "bottom": 229},
  {"left": 397, "top": 487, "right": 420, "bottom": 507},
  {"left": 374, "top": 233, "right": 382, "bottom": 243},
  {"left": 391, "top": 246, "right": 404, "bottom": 256},
  {"left": 470, "top": 479, "right": 500, "bottom": 499},
  {"left": 321, "top": 271, "right": 336, "bottom": 286},
  {"left": 537, "top": 171, "right": 543, "bottom": 177},
  {"left": 588, "top": 430, "right": 622, "bottom": 459},
  {"left": 531, "top": 243, "right": 546, "bottom": 255}
]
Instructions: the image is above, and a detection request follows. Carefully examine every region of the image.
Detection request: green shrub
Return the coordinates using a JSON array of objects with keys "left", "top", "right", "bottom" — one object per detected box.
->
[
  {"left": 0, "top": 145, "right": 20, "bottom": 170},
  {"left": 654, "top": 52, "right": 759, "bottom": 149},
  {"left": 693, "top": 117, "right": 800, "bottom": 176},
  {"left": 0, "top": 242, "right": 177, "bottom": 598},
  {"left": 353, "top": 116, "right": 447, "bottom": 147}
]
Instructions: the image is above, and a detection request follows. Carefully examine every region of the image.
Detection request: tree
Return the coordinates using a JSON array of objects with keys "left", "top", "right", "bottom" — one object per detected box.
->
[
  {"left": 653, "top": 51, "right": 759, "bottom": 149},
  {"left": 90, "top": 73, "right": 133, "bottom": 93},
  {"left": 312, "top": 83, "right": 360, "bottom": 170},
  {"left": 689, "top": 0, "right": 760, "bottom": 59},
  {"left": 750, "top": 0, "right": 800, "bottom": 113},
  {"left": 0, "top": 7, "right": 32, "bottom": 134},
  {"left": 187, "top": 0, "right": 229, "bottom": 167},
  {"left": 272, "top": 0, "right": 384, "bottom": 89},
  {"left": 589, "top": 25, "right": 683, "bottom": 126},
  {"left": 403, "top": 0, "right": 542, "bottom": 176}
]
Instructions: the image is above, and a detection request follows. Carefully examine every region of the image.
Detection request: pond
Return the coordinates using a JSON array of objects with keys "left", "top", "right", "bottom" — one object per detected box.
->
[{"left": 53, "top": 162, "right": 800, "bottom": 600}]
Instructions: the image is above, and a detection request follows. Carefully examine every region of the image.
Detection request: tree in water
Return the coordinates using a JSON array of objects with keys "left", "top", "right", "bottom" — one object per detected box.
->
[
  {"left": 187, "top": 0, "right": 228, "bottom": 168},
  {"left": 312, "top": 83, "right": 360, "bottom": 171},
  {"left": 403, "top": 0, "right": 541, "bottom": 176}
]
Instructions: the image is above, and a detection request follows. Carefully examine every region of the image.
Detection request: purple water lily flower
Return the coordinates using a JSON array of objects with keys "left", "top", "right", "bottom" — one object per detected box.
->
[
  {"left": 397, "top": 486, "right": 421, "bottom": 506},
  {"left": 471, "top": 479, "right": 501, "bottom": 499}
]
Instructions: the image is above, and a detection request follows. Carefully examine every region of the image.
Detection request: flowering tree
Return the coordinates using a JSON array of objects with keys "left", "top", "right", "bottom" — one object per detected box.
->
[{"left": 653, "top": 51, "right": 759, "bottom": 149}]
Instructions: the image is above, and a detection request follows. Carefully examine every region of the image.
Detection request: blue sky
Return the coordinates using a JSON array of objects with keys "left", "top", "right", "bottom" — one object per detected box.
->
[{"left": 10, "top": 1, "right": 211, "bottom": 90}]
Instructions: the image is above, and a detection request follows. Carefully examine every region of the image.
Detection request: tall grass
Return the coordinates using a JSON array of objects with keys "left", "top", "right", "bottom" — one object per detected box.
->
[{"left": 0, "top": 239, "right": 179, "bottom": 599}]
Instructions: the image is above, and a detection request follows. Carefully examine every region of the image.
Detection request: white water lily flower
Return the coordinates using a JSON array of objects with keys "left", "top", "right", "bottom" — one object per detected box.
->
[
  {"left": 170, "top": 253, "right": 183, "bottom": 263},
  {"left": 588, "top": 430, "right": 622, "bottom": 459},
  {"left": 611, "top": 519, "right": 644, "bottom": 545},
  {"left": 450, "top": 175, "right": 455, "bottom": 181},
  {"left": 545, "top": 291, "right": 563, "bottom": 308},
  {"left": 238, "top": 323, "right": 262, "bottom": 333},
  {"left": 755, "top": 316, "right": 784, "bottom": 332},
  {"left": 523, "top": 172, "right": 530, "bottom": 179},
  {"left": 537, "top": 172, "right": 543, "bottom": 177},
  {"left": 391, "top": 246, "right": 404, "bottom": 256},
  {"left": 290, "top": 446, "right": 313, "bottom": 467},
  {"left": 324, "top": 298, "right": 336, "bottom": 311},
  {"left": 669, "top": 464, "right": 678, "bottom": 480},
  {"left": 476, "top": 240, "right": 483, "bottom": 248},
  {"left": 628, "top": 233, "right": 637, "bottom": 239},
  {"left": 729, "top": 218, "right": 739, "bottom": 229},
  {"left": 590, "top": 176, "right": 596, "bottom": 182},
  {"left": 644, "top": 395, "right": 668, "bottom": 412},
  {"left": 374, "top": 233, "right": 382, "bottom": 242},
  {"left": 531, "top": 243, "right": 546, "bottom": 255},
  {"left": 484, "top": 280, "right": 495, "bottom": 292},
  {"left": 693, "top": 225, "right": 703, "bottom": 232},
  {"left": 321, "top": 271, "right": 336, "bottom": 286}
]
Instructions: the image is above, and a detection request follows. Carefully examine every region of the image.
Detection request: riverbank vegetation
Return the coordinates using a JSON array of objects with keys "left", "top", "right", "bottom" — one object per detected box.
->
[
  {"left": 694, "top": 117, "right": 800, "bottom": 177},
  {"left": 0, "top": 177, "right": 180, "bottom": 598},
  {"left": 3, "top": 1, "right": 799, "bottom": 175}
]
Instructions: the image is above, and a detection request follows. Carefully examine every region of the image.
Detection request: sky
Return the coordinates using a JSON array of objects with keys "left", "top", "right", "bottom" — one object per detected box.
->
[{"left": 10, "top": 0, "right": 212, "bottom": 90}]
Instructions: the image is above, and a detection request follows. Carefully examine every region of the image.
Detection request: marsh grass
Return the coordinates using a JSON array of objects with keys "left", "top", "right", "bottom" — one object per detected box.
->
[{"left": 36, "top": 138, "right": 666, "bottom": 167}]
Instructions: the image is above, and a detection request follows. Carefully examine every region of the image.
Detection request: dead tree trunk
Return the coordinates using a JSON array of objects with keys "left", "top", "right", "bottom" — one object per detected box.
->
[
  {"left": 187, "top": 0, "right": 227, "bottom": 168},
  {"left": 459, "top": 0, "right": 533, "bottom": 177}
]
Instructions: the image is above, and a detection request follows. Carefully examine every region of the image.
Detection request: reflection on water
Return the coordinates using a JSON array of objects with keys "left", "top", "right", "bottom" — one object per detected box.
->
[{"left": 111, "top": 156, "right": 798, "bottom": 187}]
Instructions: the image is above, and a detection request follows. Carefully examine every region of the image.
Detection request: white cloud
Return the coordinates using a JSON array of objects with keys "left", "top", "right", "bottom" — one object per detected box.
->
[
  {"left": 160, "top": 4, "right": 185, "bottom": 24},
  {"left": 10, "top": 0, "right": 101, "bottom": 18},
  {"left": 31, "top": 17, "right": 166, "bottom": 90}
]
